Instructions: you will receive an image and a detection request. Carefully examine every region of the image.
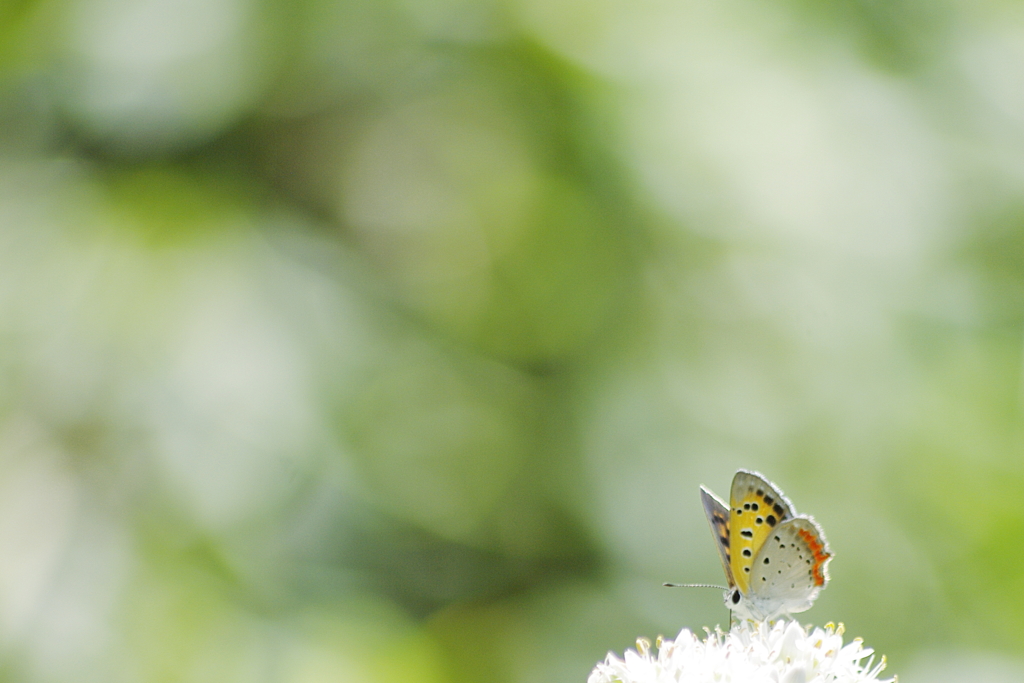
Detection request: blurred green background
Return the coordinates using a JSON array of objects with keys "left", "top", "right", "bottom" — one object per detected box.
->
[{"left": 0, "top": 0, "right": 1023, "bottom": 681}]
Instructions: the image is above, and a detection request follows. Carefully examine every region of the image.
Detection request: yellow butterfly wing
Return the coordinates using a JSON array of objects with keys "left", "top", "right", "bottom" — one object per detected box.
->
[{"left": 727, "top": 470, "right": 795, "bottom": 596}]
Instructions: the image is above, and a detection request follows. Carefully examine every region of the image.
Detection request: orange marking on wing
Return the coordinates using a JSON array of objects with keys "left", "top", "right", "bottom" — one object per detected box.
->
[{"left": 797, "top": 527, "right": 832, "bottom": 587}]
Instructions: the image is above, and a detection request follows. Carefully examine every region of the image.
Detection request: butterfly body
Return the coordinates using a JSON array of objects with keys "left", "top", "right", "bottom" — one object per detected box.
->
[{"left": 701, "top": 470, "right": 832, "bottom": 622}]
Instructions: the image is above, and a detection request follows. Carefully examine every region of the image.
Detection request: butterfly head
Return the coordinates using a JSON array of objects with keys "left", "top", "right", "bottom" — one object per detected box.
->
[
  {"left": 721, "top": 582, "right": 821, "bottom": 622},
  {"left": 722, "top": 586, "right": 763, "bottom": 622}
]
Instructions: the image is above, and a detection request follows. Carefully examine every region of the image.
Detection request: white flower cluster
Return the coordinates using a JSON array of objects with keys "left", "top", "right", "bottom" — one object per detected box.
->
[{"left": 588, "top": 620, "right": 894, "bottom": 683}]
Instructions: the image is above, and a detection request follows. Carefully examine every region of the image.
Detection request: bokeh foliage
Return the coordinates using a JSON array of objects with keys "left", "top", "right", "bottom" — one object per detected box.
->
[{"left": 1, "top": 0, "right": 1023, "bottom": 682}]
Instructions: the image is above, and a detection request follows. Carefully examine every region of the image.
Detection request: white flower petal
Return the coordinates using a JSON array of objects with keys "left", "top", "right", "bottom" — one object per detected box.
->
[{"left": 588, "top": 621, "right": 894, "bottom": 683}]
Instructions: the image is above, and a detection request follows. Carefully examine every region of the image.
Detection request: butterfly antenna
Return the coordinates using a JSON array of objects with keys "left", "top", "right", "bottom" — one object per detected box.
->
[{"left": 663, "top": 582, "right": 728, "bottom": 589}]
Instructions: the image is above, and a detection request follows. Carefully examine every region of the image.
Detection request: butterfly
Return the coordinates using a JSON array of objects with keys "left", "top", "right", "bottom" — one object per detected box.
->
[{"left": 700, "top": 469, "right": 832, "bottom": 622}]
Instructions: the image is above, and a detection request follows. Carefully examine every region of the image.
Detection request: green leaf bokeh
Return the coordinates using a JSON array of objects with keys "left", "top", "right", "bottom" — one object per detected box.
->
[{"left": 0, "top": 1, "right": 1023, "bottom": 682}]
